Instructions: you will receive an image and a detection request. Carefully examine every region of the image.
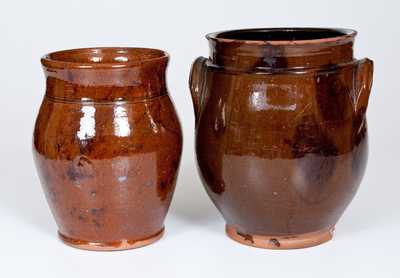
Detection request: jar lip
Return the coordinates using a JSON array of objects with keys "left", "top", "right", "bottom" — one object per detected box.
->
[
  {"left": 206, "top": 27, "right": 357, "bottom": 45},
  {"left": 41, "top": 47, "right": 169, "bottom": 70}
]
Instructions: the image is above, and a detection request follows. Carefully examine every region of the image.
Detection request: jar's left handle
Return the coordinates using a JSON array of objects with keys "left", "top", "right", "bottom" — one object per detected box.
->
[{"left": 189, "top": 57, "right": 208, "bottom": 126}]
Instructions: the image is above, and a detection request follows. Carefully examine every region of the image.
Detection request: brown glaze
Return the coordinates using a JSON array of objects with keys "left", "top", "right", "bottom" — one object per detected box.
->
[
  {"left": 189, "top": 28, "right": 373, "bottom": 249},
  {"left": 33, "top": 47, "right": 182, "bottom": 251}
]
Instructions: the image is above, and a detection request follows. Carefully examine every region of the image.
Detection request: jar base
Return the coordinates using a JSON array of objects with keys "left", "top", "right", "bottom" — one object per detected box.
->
[
  {"left": 226, "top": 225, "right": 334, "bottom": 249},
  {"left": 58, "top": 228, "right": 164, "bottom": 251}
]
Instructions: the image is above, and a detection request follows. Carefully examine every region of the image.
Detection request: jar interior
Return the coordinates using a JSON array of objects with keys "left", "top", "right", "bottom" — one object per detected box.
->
[{"left": 216, "top": 28, "right": 349, "bottom": 41}]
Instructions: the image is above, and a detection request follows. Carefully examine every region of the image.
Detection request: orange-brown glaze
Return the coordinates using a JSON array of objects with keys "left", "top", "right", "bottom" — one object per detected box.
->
[{"left": 33, "top": 47, "right": 182, "bottom": 250}]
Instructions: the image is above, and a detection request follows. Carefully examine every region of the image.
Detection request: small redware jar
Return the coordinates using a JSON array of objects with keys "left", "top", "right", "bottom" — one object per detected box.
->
[{"left": 33, "top": 47, "right": 182, "bottom": 251}]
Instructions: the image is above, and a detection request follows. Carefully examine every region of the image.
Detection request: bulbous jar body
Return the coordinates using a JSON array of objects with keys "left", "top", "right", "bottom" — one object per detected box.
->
[
  {"left": 190, "top": 28, "right": 373, "bottom": 249},
  {"left": 33, "top": 48, "right": 182, "bottom": 250}
]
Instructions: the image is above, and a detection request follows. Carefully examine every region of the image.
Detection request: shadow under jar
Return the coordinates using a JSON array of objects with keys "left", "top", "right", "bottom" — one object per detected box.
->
[
  {"left": 33, "top": 47, "right": 182, "bottom": 251},
  {"left": 189, "top": 28, "right": 373, "bottom": 249}
]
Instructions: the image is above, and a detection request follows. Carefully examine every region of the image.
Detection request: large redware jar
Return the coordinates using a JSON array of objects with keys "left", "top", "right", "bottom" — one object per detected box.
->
[
  {"left": 33, "top": 47, "right": 182, "bottom": 251},
  {"left": 190, "top": 28, "right": 373, "bottom": 249}
]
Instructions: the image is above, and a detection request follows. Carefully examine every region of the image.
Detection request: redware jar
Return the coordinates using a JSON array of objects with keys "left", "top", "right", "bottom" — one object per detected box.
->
[
  {"left": 190, "top": 28, "right": 373, "bottom": 249},
  {"left": 33, "top": 47, "right": 182, "bottom": 251}
]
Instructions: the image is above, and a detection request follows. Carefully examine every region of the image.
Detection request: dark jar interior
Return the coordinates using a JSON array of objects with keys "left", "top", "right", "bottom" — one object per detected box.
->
[
  {"left": 206, "top": 28, "right": 357, "bottom": 71},
  {"left": 41, "top": 47, "right": 169, "bottom": 101}
]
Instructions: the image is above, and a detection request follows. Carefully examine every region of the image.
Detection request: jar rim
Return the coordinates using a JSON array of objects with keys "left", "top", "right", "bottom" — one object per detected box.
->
[
  {"left": 41, "top": 47, "right": 169, "bottom": 70},
  {"left": 206, "top": 28, "right": 357, "bottom": 45}
]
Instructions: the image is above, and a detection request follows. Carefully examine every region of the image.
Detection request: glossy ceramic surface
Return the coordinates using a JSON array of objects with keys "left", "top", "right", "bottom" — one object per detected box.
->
[
  {"left": 34, "top": 47, "right": 182, "bottom": 250},
  {"left": 190, "top": 28, "right": 373, "bottom": 249}
]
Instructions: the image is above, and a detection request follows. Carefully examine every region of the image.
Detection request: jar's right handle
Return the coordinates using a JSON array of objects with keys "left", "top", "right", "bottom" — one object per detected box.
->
[
  {"left": 354, "top": 58, "right": 374, "bottom": 116},
  {"left": 189, "top": 57, "right": 208, "bottom": 126}
]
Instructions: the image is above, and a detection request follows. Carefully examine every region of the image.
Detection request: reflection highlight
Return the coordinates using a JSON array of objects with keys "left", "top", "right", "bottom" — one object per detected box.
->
[
  {"left": 113, "top": 105, "right": 131, "bottom": 137},
  {"left": 77, "top": 105, "right": 96, "bottom": 140}
]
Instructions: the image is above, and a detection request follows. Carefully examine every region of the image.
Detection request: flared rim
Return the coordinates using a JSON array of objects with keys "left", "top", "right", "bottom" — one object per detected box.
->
[
  {"left": 206, "top": 27, "right": 357, "bottom": 45},
  {"left": 41, "top": 47, "right": 169, "bottom": 69}
]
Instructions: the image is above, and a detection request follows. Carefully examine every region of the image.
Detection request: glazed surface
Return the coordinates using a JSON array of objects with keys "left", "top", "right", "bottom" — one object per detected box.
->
[
  {"left": 191, "top": 28, "right": 373, "bottom": 239},
  {"left": 34, "top": 48, "right": 182, "bottom": 247}
]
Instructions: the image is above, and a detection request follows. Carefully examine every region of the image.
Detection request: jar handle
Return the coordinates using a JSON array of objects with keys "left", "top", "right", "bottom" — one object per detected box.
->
[
  {"left": 354, "top": 58, "right": 374, "bottom": 115},
  {"left": 189, "top": 57, "right": 208, "bottom": 125}
]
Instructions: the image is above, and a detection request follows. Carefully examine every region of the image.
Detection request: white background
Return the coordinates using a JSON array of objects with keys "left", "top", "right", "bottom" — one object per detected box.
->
[{"left": 0, "top": 0, "right": 399, "bottom": 277}]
